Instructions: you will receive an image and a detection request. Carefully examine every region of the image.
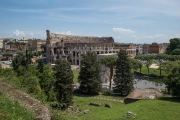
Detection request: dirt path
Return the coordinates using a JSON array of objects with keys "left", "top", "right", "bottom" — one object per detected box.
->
[
  {"left": 76, "top": 95, "right": 124, "bottom": 103},
  {"left": 91, "top": 96, "right": 124, "bottom": 103},
  {"left": 149, "top": 63, "right": 159, "bottom": 68},
  {"left": 0, "top": 82, "right": 51, "bottom": 120}
]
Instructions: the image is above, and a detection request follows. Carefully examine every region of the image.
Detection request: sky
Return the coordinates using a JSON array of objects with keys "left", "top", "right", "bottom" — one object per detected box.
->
[{"left": 1, "top": 0, "right": 180, "bottom": 43}]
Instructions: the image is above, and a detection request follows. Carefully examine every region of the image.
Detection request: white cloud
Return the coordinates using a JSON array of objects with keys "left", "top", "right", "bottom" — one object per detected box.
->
[
  {"left": 63, "top": 31, "right": 71, "bottom": 35},
  {"left": 174, "top": 34, "right": 180, "bottom": 38},
  {"left": 30, "top": 33, "right": 34, "bottom": 37},
  {"left": 55, "top": 31, "right": 72, "bottom": 35},
  {"left": 113, "top": 28, "right": 134, "bottom": 34},
  {"left": 113, "top": 33, "right": 172, "bottom": 43},
  {"left": 13, "top": 30, "right": 25, "bottom": 37},
  {"left": 141, "top": 34, "right": 165, "bottom": 39},
  {"left": 154, "top": 34, "right": 164, "bottom": 38},
  {"left": 131, "top": 35, "right": 139, "bottom": 39}
]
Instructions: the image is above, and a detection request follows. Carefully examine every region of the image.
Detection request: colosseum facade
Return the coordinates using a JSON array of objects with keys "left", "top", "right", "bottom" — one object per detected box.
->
[{"left": 46, "top": 30, "right": 136, "bottom": 65}]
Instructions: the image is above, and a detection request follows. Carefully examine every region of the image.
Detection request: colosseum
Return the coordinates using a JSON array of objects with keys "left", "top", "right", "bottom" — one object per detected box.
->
[{"left": 46, "top": 30, "right": 136, "bottom": 65}]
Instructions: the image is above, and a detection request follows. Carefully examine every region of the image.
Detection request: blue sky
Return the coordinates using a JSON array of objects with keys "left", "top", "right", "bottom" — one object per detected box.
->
[{"left": 1, "top": 0, "right": 180, "bottom": 43}]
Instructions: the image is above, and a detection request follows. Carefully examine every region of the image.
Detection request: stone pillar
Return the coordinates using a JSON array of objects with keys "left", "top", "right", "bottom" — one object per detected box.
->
[
  {"left": 75, "top": 50, "right": 77, "bottom": 65},
  {"left": 61, "top": 47, "right": 64, "bottom": 56},
  {"left": 79, "top": 51, "right": 81, "bottom": 66}
]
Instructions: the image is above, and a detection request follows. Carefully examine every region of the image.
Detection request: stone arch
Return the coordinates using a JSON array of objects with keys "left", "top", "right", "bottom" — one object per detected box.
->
[
  {"left": 77, "top": 60, "right": 79, "bottom": 65},
  {"left": 69, "top": 59, "right": 72, "bottom": 64},
  {"left": 54, "top": 48, "right": 57, "bottom": 54}
]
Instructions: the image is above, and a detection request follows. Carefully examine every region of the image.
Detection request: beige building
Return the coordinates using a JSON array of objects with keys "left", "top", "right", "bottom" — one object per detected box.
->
[
  {"left": 2, "top": 38, "right": 28, "bottom": 51},
  {"left": 113, "top": 43, "right": 136, "bottom": 57},
  {"left": 136, "top": 44, "right": 143, "bottom": 54},
  {"left": 142, "top": 44, "right": 149, "bottom": 54},
  {"left": 22, "top": 37, "right": 29, "bottom": 41},
  {"left": 159, "top": 43, "right": 169, "bottom": 54},
  {"left": 0, "top": 38, "right": 3, "bottom": 49},
  {"left": 46, "top": 30, "right": 136, "bottom": 65},
  {"left": 28, "top": 39, "right": 46, "bottom": 51}
]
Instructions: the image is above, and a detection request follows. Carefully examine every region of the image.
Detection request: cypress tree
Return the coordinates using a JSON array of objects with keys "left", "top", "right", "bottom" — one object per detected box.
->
[
  {"left": 37, "top": 59, "right": 44, "bottom": 73},
  {"left": 54, "top": 59, "right": 73, "bottom": 109},
  {"left": 78, "top": 51, "right": 101, "bottom": 95},
  {"left": 113, "top": 49, "right": 134, "bottom": 95}
]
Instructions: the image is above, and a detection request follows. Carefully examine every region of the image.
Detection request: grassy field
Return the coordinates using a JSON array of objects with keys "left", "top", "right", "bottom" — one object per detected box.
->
[
  {"left": 73, "top": 70, "right": 80, "bottom": 83},
  {"left": 0, "top": 94, "right": 34, "bottom": 120},
  {"left": 52, "top": 96, "right": 180, "bottom": 120},
  {"left": 138, "top": 65, "right": 167, "bottom": 76},
  {"left": 137, "top": 65, "right": 167, "bottom": 83}
]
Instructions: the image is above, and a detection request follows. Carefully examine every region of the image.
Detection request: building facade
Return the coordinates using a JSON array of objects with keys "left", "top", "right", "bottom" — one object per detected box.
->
[
  {"left": 136, "top": 44, "right": 143, "bottom": 54},
  {"left": 148, "top": 42, "right": 160, "bottom": 54},
  {"left": 46, "top": 30, "right": 136, "bottom": 65},
  {"left": 2, "top": 38, "right": 28, "bottom": 51},
  {"left": 142, "top": 44, "right": 149, "bottom": 54},
  {"left": 0, "top": 38, "right": 3, "bottom": 49},
  {"left": 28, "top": 39, "right": 46, "bottom": 51},
  {"left": 159, "top": 43, "right": 169, "bottom": 54}
]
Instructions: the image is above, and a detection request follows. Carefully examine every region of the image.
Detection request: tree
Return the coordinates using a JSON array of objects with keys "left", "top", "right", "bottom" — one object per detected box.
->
[
  {"left": 137, "top": 60, "right": 143, "bottom": 73},
  {"left": 143, "top": 55, "right": 154, "bottom": 75},
  {"left": 12, "top": 52, "right": 32, "bottom": 75},
  {"left": 12, "top": 55, "right": 23, "bottom": 72},
  {"left": 113, "top": 49, "right": 134, "bottom": 96},
  {"left": 134, "top": 54, "right": 144, "bottom": 60},
  {"left": 129, "top": 58, "right": 142, "bottom": 73},
  {"left": 166, "top": 38, "right": 180, "bottom": 55},
  {"left": 166, "top": 67, "right": 180, "bottom": 96},
  {"left": 78, "top": 51, "right": 101, "bottom": 95},
  {"left": 23, "top": 49, "right": 32, "bottom": 70},
  {"left": 161, "top": 60, "right": 180, "bottom": 74},
  {"left": 155, "top": 54, "right": 168, "bottom": 76},
  {"left": 100, "top": 56, "right": 118, "bottom": 91},
  {"left": 39, "top": 64, "right": 54, "bottom": 100},
  {"left": 37, "top": 59, "right": 44, "bottom": 73},
  {"left": 172, "top": 48, "right": 180, "bottom": 55},
  {"left": 54, "top": 59, "right": 73, "bottom": 109},
  {"left": 134, "top": 55, "right": 144, "bottom": 73},
  {"left": 135, "top": 55, "right": 154, "bottom": 75},
  {"left": 40, "top": 44, "right": 46, "bottom": 52}
]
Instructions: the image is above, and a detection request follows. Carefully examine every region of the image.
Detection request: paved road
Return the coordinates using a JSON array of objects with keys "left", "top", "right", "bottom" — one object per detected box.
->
[
  {"left": 0, "top": 61, "right": 11, "bottom": 68},
  {"left": 71, "top": 65, "right": 80, "bottom": 70},
  {"left": 134, "top": 79, "right": 166, "bottom": 89}
]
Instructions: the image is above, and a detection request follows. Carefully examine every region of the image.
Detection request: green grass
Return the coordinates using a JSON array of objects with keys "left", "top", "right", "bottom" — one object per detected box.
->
[
  {"left": 137, "top": 65, "right": 168, "bottom": 83},
  {"left": 0, "top": 93, "right": 34, "bottom": 120},
  {"left": 73, "top": 70, "right": 79, "bottom": 83},
  {"left": 139, "top": 66, "right": 167, "bottom": 76},
  {"left": 52, "top": 96, "right": 180, "bottom": 120}
]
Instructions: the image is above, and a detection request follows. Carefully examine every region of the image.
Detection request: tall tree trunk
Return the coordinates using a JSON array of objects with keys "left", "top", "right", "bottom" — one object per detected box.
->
[
  {"left": 109, "top": 67, "right": 113, "bottom": 91},
  {"left": 159, "top": 64, "right": 161, "bottom": 76},
  {"left": 146, "top": 65, "right": 150, "bottom": 75}
]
